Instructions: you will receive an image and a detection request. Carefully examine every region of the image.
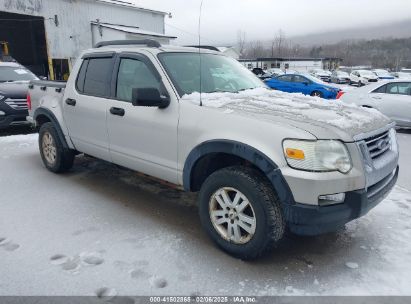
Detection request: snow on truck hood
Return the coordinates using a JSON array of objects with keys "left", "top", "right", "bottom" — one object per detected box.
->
[{"left": 182, "top": 88, "right": 391, "bottom": 141}]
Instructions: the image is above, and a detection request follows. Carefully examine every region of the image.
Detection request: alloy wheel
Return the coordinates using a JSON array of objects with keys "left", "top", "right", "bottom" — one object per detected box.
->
[
  {"left": 209, "top": 187, "right": 257, "bottom": 244},
  {"left": 42, "top": 132, "right": 57, "bottom": 165}
]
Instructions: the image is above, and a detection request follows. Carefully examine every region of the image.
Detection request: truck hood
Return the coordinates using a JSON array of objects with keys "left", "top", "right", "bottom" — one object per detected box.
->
[
  {"left": 0, "top": 81, "right": 30, "bottom": 98},
  {"left": 182, "top": 88, "right": 391, "bottom": 142}
]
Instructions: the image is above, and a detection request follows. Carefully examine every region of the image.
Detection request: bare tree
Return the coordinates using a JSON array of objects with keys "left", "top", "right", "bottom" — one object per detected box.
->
[
  {"left": 271, "top": 29, "right": 286, "bottom": 57},
  {"left": 237, "top": 30, "right": 247, "bottom": 58},
  {"left": 248, "top": 40, "right": 265, "bottom": 58}
]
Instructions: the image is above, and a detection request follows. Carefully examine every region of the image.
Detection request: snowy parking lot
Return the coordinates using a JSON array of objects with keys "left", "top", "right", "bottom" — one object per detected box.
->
[{"left": 1, "top": 128, "right": 411, "bottom": 297}]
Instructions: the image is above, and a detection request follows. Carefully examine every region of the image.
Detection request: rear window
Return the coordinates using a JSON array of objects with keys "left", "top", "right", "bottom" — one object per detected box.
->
[{"left": 77, "top": 57, "right": 113, "bottom": 97}]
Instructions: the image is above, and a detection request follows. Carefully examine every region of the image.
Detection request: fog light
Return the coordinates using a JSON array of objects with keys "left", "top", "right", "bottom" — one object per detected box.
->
[
  {"left": 318, "top": 193, "right": 345, "bottom": 206},
  {"left": 0, "top": 111, "right": 5, "bottom": 116}
]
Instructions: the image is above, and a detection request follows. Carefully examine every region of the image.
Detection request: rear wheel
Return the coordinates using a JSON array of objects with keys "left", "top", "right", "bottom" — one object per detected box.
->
[
  {"left": 198, "top": 166, "right": 285, "bottom": 260},
  {"left": 311, "top": 91, "right": 323, "bottom": 98},
  {"left": 39, "top": 122, "right": 75, "bottom": 173}
]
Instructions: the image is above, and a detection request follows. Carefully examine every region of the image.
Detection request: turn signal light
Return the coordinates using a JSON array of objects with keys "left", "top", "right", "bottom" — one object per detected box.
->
[
  {"left": 285, "top": 148, "right": 305, "bottom": 160},
  {"left": 27, "top": 93, "right": 31, "bottom": 110}
]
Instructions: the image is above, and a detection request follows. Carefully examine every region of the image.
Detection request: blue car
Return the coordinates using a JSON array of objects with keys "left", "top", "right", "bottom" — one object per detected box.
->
[{"left": 264, "top": 73, "right": 341, "bottom": 99}]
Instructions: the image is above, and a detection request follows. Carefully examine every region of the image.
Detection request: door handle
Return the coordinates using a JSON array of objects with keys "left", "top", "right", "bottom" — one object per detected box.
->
[
  {"left": 110, "top": 107, "right": 125, "bottom": 117},
  {"left": 372, "top": 96, "right": 382, "bottom": 100},
  {"left": 65, "top": 98, "right": 76, "bottom": 106}
]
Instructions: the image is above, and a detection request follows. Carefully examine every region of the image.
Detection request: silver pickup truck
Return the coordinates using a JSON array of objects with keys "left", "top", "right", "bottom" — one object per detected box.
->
[{"left": 27, "top": 40, "right": 399, "bottom": 259}]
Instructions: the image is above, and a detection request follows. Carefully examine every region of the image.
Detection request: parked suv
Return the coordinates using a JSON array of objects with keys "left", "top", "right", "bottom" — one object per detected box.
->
[
  {"left": 28, "top": 40, "right": 399, "bottom": 259},
  {"left": 0, "top": 62, "right": 37, "bottom": 129}
]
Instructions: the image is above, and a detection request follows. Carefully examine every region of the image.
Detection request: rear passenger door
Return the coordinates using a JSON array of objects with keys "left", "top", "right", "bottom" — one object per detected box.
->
[
  {"left": 106, "top": 52, "right": 179, "bottom": 184},
  {"left": 379, "top": 82, "right": 411, "bottom": 125},
  {"left": 63, "top": 53, "right": 115, "bottom": 161}
]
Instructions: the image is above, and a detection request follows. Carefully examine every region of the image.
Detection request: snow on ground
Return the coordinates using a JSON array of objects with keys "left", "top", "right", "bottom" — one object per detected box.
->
[
  {"left": 332, "top": 83, "right": 358, "bottom": 92},
  {"left": 182, "top": 88, "right": 389, "bottom": 134},
  {"left": 1, "top": 133, "right": 411, "bottom": 297}
]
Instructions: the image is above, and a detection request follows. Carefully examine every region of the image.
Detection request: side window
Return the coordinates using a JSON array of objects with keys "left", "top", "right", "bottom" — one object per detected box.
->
[
  {"left": 372, "top": 84, "right": 387, "bottom": 94},
  {"left": 76, "top": 59, "right": 88, "bottom": 92},
  {"left": 386, "top": 83, "right": 399, "bottom": 95},
  {"left": 116, "top": 58, "right": 161, "bottom": 102},
  {"left": 293, "top": 75, "right": 309, "bottom": 83},
  {"left": 83, "top": 57, "right": 113, "bottom": 97},
  {"left": 278, "top": 75, "right": 293, "bottom": 82},
  {"left": 396, "top": 82, "right": 411, "bottom": 95}
]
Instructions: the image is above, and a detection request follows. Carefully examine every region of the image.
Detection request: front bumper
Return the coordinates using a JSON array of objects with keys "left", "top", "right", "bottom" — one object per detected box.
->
[{"left": 285, "top": 166, "right": 398, "bottom": 235}]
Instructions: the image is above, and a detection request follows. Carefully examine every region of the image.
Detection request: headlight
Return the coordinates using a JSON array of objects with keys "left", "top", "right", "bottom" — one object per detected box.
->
[
  {"left": 389, "top": 128, "right": 398, "bottom": 152},
  {"left": 283, "top": 140, "right": 352, "bottom": 173},
  {"left": 0, "top": 94, "right": 4, "bottom": 100}
]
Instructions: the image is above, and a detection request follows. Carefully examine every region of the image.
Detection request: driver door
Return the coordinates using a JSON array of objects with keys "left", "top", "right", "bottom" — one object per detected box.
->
[{"left": 106, "top": 52, "right": 179, "bottom": 184}]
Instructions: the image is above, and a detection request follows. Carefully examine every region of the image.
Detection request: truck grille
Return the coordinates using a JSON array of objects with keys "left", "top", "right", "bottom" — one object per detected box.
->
[
  {"left": 364, "top": 130, "right": 391, "bottom": 160},
  {"left": 4, "top": 98, "right": 28, "bottom": 111}
]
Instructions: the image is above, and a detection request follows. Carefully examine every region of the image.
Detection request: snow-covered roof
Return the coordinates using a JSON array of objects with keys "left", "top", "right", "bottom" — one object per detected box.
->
[
  {"left": 91, "top": 22, "right": 177, "bottom": 39},
  {"left": 95, "top": 0, "right": 169, "bottom": 15}
]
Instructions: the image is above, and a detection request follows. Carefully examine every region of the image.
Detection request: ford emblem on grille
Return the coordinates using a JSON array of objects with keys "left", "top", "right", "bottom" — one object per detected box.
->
[{"left": 376, "top": 138, "right": 390, "bottom": 150}]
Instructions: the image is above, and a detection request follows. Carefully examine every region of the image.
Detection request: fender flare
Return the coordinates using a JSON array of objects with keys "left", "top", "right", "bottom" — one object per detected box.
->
[
  {"left": 183, "top": 140, "right": 295, "bottom": 205},
  {"left": 33, "top": 107, "right": 70, "bottom": 149}
]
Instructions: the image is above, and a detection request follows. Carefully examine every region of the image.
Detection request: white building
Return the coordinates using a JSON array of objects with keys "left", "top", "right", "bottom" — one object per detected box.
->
[
  {"left": 239, "top": 57, "right": 342, "bottom": 72},
  {"left": 0, "top": 0, "right": 175, "bottom": 79}
]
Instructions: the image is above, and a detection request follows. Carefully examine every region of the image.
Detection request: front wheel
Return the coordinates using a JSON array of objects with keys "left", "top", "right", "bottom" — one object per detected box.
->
[
  {"left": 198, "top": 166, "right": 285, "bottom": 260},
  {"left": 39, "top": 122, "right": 75, "bottom": 173}
]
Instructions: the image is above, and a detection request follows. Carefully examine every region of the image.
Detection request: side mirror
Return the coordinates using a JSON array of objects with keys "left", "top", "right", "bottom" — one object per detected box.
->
[
  {"left": 303, "top": 81, "right": 310, "bottom": 85},
  {"left": 39, "top": 76, "right": 48, "bottom": 80},
  {"left": 131, "top": 88, "right": 170, "bottom": 109}
]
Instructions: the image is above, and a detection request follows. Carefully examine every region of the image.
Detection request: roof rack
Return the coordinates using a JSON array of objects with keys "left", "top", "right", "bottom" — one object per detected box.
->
[
  {"left": 185, "top": 45, "right": 220, "bottom": 52},
  {"left": 94, "top": 39, "right": 161, "bottom": 48}
]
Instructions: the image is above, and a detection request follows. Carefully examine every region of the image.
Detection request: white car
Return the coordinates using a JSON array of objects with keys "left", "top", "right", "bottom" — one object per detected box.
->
[
  {"left": 331, "top": 70, "right": 351, "bottom": 84},
  {"left": 310, "top": 69, "right": 331, "bottom": 82},
  {"left": 341, "top": 80, "right": 411, "bottom": 129},
  {"left": 265, "top": 68, "right": 284, "bottom": 77},
  {"left": 372, "top": 69, "right": 395, "bottom": 80},
  {"left": 349, "top": 70, "right": 379, "bottom": 86},
  {"left": 392, "top": 72, "right": 411, "bottom": 80}
]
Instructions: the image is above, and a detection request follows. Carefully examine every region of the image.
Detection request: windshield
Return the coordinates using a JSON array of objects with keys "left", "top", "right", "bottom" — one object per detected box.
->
[
  {"left": 374, "top": 70, "right": 390, "bottom": 76},
  {"left": 0, "top": 66, "right": 38, "bottom": 82},
  {"left": 158, "top": 53, "right": 266, "bottom": 96}
]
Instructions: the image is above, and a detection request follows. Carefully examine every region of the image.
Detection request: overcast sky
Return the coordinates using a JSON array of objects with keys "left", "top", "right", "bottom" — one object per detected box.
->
[{"left": 131, "top": 0, "right": 411, "bottom": 45}]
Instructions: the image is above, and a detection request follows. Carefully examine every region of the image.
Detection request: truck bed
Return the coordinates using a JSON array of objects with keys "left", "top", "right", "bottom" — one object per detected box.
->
[{"left": 28, "top": 80, "right": 66, "bottom": 118}]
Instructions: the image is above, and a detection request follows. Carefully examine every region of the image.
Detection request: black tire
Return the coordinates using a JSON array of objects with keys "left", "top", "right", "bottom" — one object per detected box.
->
[
  {"left": 311, "top": 91, "right": 323, "bottom": 98},
  {"left": 198, "top": 166, "right": 285, "bottom": 260},
  {"left": 39, "top": 122, "right": 75, "bottom": 173}
]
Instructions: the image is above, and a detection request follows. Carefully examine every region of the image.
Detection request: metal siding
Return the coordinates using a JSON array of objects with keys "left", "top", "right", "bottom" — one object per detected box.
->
[{"left": 0, "top": 0, "right": 165, "bottom": 59}]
